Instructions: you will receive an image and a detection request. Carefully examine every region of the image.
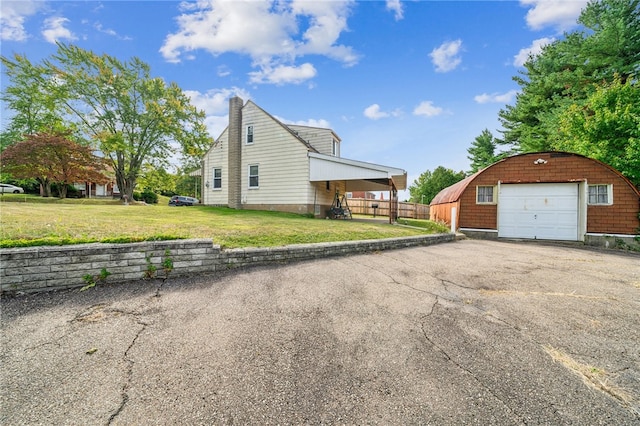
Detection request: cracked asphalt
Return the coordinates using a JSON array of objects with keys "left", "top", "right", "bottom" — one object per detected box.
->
[{"left": 2, "top": 239, "right": 639, "bottom": 425}]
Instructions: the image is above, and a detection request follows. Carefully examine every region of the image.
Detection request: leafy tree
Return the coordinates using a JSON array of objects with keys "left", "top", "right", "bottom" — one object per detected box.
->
[
  {"left": 467, "top": 129, "right": 504, "bottom": 173},
  {"left": 175, "top": 171, "right": 201, "bottom": 199},
  {"left": 578, "top": 0, "right": 640, "bottom": 83},
  {"left": 0, "top": 132, "right": 109, "bottom": 198},
  {"left": 499, "top": 0, "right": 640, "bottom": 152},
  {"left": 554, "top": 77, "right": 640, "bottom": 187},
  {"left": 0, "top": 53, "right": 70, "bottom": 148},
  {"left": 409, "top": 166, "right": 466, "bottom": 205},
  {"left": 136, "top": 165, "right": 176, "bottom": 195},
  {"left": 1, "top": 43, "right": 213, "bottom": 200}
]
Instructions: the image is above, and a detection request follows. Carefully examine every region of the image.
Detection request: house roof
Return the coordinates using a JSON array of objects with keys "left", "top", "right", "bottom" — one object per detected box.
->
[
  {"left": 203, "top": 98, "right": 321, "bottom": 157},
  {"left": 309, "top": 152, "right": 407, "bottom": 191},
  {"left": 245, "top": 100, "right": 319, "bottom": 153}
]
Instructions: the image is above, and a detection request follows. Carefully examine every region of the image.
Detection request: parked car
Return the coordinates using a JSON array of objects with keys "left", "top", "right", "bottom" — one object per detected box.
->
[
  {"left": 0, "top": 183, "right": 24, "bottom": 194},
  {"left": 169, "top": 195, "right": 199, "bottom": 206}
]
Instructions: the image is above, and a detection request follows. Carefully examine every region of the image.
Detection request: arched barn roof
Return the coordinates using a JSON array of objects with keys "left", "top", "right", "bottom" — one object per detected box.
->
[
  {"left": 430, "top": 152, "right": 639, "bottom": 206},
  {"left": 430, "top": 171, "right": 480, "bottom": 205}
]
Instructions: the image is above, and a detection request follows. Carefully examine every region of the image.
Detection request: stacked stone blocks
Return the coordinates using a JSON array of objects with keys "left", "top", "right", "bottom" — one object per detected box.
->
[{"left": 1, "top": 234, "right": 454, "bottom": 294}]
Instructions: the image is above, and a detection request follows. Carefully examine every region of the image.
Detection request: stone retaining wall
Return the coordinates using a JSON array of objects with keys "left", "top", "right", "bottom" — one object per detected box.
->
[{"left": 1, "top": 233, "right": 455, "bottom": 294}]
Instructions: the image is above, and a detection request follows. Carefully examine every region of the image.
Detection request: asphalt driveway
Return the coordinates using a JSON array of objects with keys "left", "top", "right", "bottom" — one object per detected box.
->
[{"left": 1, "top": 239, "right": 639, "bottom": 425}]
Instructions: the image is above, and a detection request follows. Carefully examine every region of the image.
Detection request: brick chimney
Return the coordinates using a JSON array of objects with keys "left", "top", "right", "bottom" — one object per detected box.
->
[{"left": 228, "top": 96, "right": 243, "bottom": 209}]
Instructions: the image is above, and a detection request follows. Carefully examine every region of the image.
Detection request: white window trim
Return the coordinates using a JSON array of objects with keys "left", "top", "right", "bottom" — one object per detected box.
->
[
  {"left": 248, "top": 164, "right": 259, "bottom": 189},
  {"left": 588, "top": 184, "right": 613, "bottom": 205},
  {"left": 246, "top": 125, "right": 254, "bottom": 145},
  {"left": 332, "top": 139, "right": 338, "bottom": 156},
  {"left": 476, "top": 185, "right": 496, "bottom": 205},
  {"left": 212, "top": 167, "right": 222, "bottom": 191}
]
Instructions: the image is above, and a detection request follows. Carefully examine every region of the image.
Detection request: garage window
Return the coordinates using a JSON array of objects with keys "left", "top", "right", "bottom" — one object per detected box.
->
[
  {"left": 476, "top": 186, "right": 496, "bottom": 204},
  {"left": 588, "top": 184, "right": 612, "bottom": 205}
]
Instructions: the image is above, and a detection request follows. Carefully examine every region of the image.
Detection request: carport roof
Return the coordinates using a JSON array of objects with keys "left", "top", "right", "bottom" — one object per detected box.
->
[{"left": 308, "top": 152, "right": 407, "bottom": 191}]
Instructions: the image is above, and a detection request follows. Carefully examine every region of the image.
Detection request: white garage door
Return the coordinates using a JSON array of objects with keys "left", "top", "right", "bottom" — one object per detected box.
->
[{"left": 498, "top": 183, "right": 579, "bottom": 241}]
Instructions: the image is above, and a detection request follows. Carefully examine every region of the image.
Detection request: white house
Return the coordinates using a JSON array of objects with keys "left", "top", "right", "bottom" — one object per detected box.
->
[{"left": 201, "top": 97, "right": 407, "bottom": 219}]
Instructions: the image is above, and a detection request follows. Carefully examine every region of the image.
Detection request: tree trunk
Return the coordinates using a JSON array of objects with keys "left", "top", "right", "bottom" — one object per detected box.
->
[
  {"left": 38, "top": 178, "right": 52, "bottom": 197},
  {"left": 58, "top": 185, "right": 68, "bottom": 199}
]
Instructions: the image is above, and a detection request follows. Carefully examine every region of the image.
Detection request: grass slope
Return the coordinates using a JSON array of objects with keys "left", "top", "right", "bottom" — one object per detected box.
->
[{"left": 0, "top": 195, "right": 448, "bottom": 248}]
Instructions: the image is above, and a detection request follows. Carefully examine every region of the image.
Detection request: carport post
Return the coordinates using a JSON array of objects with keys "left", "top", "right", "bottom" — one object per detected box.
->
[{"left": 451, "top": 207, "right": 456, "bottom": 233}]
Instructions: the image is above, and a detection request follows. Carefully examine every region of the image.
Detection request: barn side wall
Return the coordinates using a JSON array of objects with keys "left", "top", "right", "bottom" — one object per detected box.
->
[
  {"left": 429, "top": 201, "right": 460, "bottom": 227},
  {"left": 457, "top": 153, "right": 639, "bottom": 235}
]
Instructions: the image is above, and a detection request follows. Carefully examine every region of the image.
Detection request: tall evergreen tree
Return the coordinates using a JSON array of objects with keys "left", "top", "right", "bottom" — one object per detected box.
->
[
  {"left": 467, "top": 129, "right": 502, "bottom": 173},
  {"left": 498, "top": 0, "right": 640, "bottom": 153}
]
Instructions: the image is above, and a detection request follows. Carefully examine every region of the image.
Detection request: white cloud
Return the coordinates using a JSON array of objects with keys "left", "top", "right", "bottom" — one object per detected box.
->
[
  {"left": 184, "top": 87, "right": 249, "bottom": 115},
  {"left": 217, "top": 65, "right": 231, "bottom": 77},
  {"left": 430, "top": 39, "right": 462, "bottom": 73},
  {"left": 386, "top": 0, "right": 404, "bottom": 21},
  {"left": 513, "top": 37, "right": 555, "bottom": 66},
  {"left": 363, "top": 104, "right": 402, "bottom": 120},
  {"left": 364, "top": 104, "right": 389, "bottom": 120},
  {"left": 474, "top": 90, "right": 518, "bottom": 104},
  {"left": 93, "top": 22, "right": 132, "bottom": 41},
  {"left": 248, "top": 63, "right": 317, "bottom": 85},
  {"left": 184, "top": 87, "right": 252, "bottom": 137},
  {"left": 160, "top": 0, "right": 358, "bottom": 85},
  {"left": 413, "top": 101, "right": 443, "bottom": 117},
  {"left": 42, "top": 16, "right": 77, "bottom": 43},
  {"left": 1, "top": 0, "right": 42, "bottom": 41},
  {"left": 278, "top": 116, "right": 332, "bottom": 129},
  {"left": 520, "top": 0, "right": 587, "bottom": 31}
]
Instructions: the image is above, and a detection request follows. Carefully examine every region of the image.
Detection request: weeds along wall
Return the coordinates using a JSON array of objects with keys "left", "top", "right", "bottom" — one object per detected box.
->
[{"left": 1, "top": 234, "right": 455, "bottom": 294}]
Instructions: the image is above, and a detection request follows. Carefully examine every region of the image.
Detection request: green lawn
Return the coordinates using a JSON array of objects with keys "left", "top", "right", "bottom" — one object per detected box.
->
[{"left": 0, "top": 195, "right": 448, "bottom": 248}]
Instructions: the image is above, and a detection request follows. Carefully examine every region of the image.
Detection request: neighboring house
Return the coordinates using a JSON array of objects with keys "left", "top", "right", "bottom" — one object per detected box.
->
[
  {"left": 347, "top": 191, "right": 378, "bottom": 199},
  {"left": 73, "top": 181, "right": 119, "bottom": 198},
  {"left": 430, "top": 152, "right": 640, "bottom": 246},
  {"left": 201, "top": 97, "right": 407, "bottom": 219}
]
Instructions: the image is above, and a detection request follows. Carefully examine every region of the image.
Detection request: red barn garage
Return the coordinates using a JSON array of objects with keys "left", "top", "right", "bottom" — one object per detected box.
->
[{"left": 430, "top": 152, "right": 640, "bottom": 247}]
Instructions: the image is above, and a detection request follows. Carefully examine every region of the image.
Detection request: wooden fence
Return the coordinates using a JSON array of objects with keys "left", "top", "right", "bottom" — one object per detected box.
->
[{"left": 347, "top": 198, "right": 430, "bottom": 220}]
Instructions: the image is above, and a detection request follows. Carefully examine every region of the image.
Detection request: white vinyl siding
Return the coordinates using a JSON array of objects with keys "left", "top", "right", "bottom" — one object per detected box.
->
[
  {"left": 287, "top": 125, "right": 340, "bottom": 156},
  {"left": 588, "top": 184, "right": 612, "bottom": 205},
  {"left": 240, "top": 103, "right": 313, "bottom": 206},
  {"left": 202, "top": 128, "right": 229, "bottom": 205}
]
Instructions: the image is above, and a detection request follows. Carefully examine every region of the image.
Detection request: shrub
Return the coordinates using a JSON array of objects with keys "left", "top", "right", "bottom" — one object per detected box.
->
[{"left": 133, "top": 189, "right": 158, "bottom": 204}]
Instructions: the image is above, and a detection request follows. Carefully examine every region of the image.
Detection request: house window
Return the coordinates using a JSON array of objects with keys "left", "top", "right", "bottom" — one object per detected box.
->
[
  {"left": 326, "top": 181, "right": 330, "bottom": 191},
  {"left": 249, "top": 164, "right": 259, "bottom": 188},
  {"left": 332, "top": 139, "right": 338, "bottom": 156},
  {"left": 588, "top": 184, "right": 612, "bottom": 205},
  {"left": 476, "top": 186, "right": 495, "bottom": 204},
  {"left": 246, "top": 125, "right": 254, "bottom": 144},
  {"left": 212, "top": 168, "right": 222, "bottom": 190}
]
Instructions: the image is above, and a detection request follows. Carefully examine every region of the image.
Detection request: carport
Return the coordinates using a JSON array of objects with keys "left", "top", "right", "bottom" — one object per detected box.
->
[{"left": 308, "top": 152, "right": 407, "bottom": 222}]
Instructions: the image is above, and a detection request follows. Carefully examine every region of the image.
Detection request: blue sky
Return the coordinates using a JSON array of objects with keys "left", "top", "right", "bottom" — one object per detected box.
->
[{"left": 1, "top": 0, "right": 590, "bottom": 198}]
